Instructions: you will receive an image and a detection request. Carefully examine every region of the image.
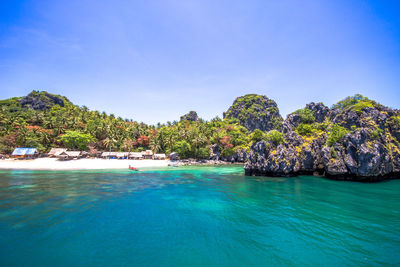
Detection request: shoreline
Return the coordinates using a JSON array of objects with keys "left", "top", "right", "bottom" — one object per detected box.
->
[
  {"left": 0, "top": 158, "right": 243, "bottom": 171},
  {"left": 0, "top": 158, "right": 171, "bottom": 170}
]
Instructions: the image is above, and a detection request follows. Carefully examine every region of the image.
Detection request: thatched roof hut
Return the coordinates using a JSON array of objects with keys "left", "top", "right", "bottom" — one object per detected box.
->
[
  {"left": 57, "top": 151, "right": 82, "bottom": 160},
  {"left": 154, "top": 153, "right": 166, "bottom": 160},
  {"left": 101, "top": 152, "right": 117, "bottom": 158},
  {"left": 116, "top": 152, "right": 129, "bottom": 159},
  {"left": 128, "top": 152, "right": 143, "bottom": 159},
  {"left": 141, "top": 150, "right": 153, "bottom": 159},
  {"left": 48, "top": 148, "right": 67, "bottom": 157}
]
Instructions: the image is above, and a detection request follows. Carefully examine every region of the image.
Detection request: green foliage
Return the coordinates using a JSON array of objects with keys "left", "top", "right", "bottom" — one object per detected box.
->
[
  {"left": 59, "top": 131, "right": 94, "bottom": 150},
  {"left": 251, "top": 129, "right": 264, "bottom": 143},
  {"left": 333, "top": 94, "right": 369, "bottom": 109},
  {"left": 0, "top": 98, "right": 21, "bottom": 107},
  {"left": 295, "top": 108, "right": 315, "bottom": 123},
  {"left": 221, "top": 147, "right": 235, "bottom": 157},
  {"left": 351, "top": 101, "right": 374, "bottom": 113},
  {"left": 265, "top": 130, "right": 285, "bottom": 146},
  {"left": 390, "top": 115, "right": 400, "bottom": 127},
  {"left": 173, "top": 141, "right": 192, "bottom": 159},
  {"left": 330, "top": 147, "right": 337, "bottom": 158},
  {"left": 333, "top": 94, "right": 378, "bottom": 113},
  {"left": 196, "top": 147, "right": 210, "bottom": 159},
  {"left": 1, "top": 90, "right": 258, "bottom": 158},
  {"left": 327, "top": 124, "right": 349, "bottom": 146},
  {"left": 296, "top": 123, "right": 318, "bottom": 136},
  {"left": 370, "top": 128, "right": 383, "bottom": 140}
]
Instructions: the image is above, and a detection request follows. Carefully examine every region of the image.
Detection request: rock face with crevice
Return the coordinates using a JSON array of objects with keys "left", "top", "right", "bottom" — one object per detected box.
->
[{"left": 245, "top": 96, "right": 400, "bottom": 181}]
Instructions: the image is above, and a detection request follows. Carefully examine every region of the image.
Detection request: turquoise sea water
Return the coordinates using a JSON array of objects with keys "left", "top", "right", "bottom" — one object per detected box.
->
[{"left": 0, "top": 166, "right": 399, "bottom": 266}]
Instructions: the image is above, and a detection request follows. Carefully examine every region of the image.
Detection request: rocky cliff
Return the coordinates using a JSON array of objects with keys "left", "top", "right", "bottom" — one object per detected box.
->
[
  {"left": 224, "top": 94, "right": 283, "bottom": 132},
  {"left": 180, "top": 111, "right": 199, "bottom": 122},
  {"left": 245, "top": 95, "right": 400, "bottom": 181},
  {"left": 19, "top": 91, "right": 67, "bottom": 110}
]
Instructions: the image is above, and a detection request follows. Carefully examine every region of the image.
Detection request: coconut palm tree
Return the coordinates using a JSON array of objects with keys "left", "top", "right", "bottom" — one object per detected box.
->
[
  {"left": 149, "top": 138, "right": 161, "bottom": 159},
  {"left": 102, "top": 137, "right": 116, "bottom": 158},
  {"left": 123, "top": 139, "right": 136, "bottom": 159}
]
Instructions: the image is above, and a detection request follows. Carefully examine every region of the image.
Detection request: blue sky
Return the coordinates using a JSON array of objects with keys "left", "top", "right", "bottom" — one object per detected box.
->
[{"left": 0, "top": 0, "right": 399, "bottom": 124}]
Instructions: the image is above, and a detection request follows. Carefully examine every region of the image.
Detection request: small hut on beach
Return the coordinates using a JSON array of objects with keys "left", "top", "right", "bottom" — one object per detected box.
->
[
  {"left": 101, "top": 152, "right": 117, "bottom": 159},
  {"left": 154, "top": 153, "right": 166, "bottom": 160},
  {"left": 12, "top": 148, "right": 38, "bottom": 159},
  {"left": 116, "top": 152, "right": 129, "bottom": 159},
  {"left": 128, "top": 152, "right": 143, "bottom": 160},
  {"left": 57, "top": 151, "right": 82, "bottom": 160},
  {"left": 141, "top": 150, "right": 153, "bottom": 159},
  {"left": 48, "top": 148, "right": 67, "bottom": 157}
]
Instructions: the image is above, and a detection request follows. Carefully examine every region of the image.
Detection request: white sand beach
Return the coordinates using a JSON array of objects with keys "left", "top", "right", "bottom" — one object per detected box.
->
[{"left": 0, "top": 158, "right": 170, "bottom": 170}]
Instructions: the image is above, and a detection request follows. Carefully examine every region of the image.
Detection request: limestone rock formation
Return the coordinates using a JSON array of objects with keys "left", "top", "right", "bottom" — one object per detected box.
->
[
  {"left": 19, "top": 91, "right": 66, "bottom": 110},
  {"left": 224, "top": 94, "right": 283, "bottom": 132},
  {"left": 245, "top": 96, "right": 400, "bottom": 181},
  {"left": 180, "top": 111, "right": 199, "bottom": 122}
]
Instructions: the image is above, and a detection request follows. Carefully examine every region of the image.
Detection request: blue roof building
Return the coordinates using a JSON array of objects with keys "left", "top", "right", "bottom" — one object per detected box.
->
[{"left": 12, "top": 148, "right": 38, "bottom": 156}]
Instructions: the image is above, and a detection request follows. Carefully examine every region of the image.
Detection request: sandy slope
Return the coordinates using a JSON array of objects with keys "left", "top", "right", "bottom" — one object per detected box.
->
[{"left": 0, "top": 158, "right": 170, "bottom": 170}]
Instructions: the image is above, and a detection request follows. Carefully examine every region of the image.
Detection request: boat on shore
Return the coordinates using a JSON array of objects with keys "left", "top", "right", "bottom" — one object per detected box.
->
[{"left": 129, "top": 165, "right": 138, "bottom": 171}]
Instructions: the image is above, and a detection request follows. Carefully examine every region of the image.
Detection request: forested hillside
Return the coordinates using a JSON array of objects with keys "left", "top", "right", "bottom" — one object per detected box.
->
[{"left": 0, "top": 91, "right": 253, "bottom": 159}]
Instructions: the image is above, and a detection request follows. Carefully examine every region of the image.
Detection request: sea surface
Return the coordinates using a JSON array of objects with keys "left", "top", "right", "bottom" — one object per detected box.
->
[{"left": 0, "top": 166, "right": 399, "bottom": 266}]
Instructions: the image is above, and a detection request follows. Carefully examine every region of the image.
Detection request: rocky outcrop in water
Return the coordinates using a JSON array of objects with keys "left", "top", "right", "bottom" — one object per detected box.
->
[
  {"left": 224, "top": 94, "right": 283, "bottom": 132},
  {"left": 209, "top": 144, "right": 248, "bottom": 163},
  {"left": 245, "top": 96, "right": 400, "bottom": 181}
]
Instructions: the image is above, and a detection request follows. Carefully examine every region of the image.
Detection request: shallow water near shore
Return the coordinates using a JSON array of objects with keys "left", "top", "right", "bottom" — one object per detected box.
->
[{"left": 0, "top": 166, "right": 399, "bottom": 266}]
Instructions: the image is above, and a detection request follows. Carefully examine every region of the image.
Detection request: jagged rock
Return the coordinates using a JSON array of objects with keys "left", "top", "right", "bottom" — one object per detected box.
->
[
  {"left": 283, "top": 102, "right": 329, "bottom": 133},
  {"left": 209, "top": 144, "right": 220, "bottom": 160},
  {"left": 235, "top": 148, "right": 248, "bottom": 162},
  {"left": 19, "top": 91, "right": 65, "bottom": 110},
  {"left": 224, "top": 94, "right": 283, "bottom": 132},
  {"left": 180, "top": 111, "right": 199, "bottom": 122},
  {"left": 342, "top": 129, "right": 393, "bottom": 177},
  {"left": 321, "top": 145, "right": 348, "bottom": 176},
  {"left": 169, "top": 152, "right": 179, "bottom": 161},
  {"left": 220, "top": 148, "right": 248, "bottom": 163},
  {"left": 246, "top": 96, "right": 400, "bottom": 182},
  {"left": 306, "top": 102, "right": 330, "bottom": 122},
  {"left": 282, "top": 113, "right": 302, "bottom": 133}
]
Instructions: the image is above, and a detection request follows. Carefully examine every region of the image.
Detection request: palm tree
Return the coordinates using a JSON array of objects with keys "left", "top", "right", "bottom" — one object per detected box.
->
[
  {"left": 123, "top": 139, "right": 136, "bottom": 159},
  {"left": 102, "top": 137, "right": 116, "bottom": 158},
  {"left": 149, "top": 138, "right": 161, "bottom": 159}
]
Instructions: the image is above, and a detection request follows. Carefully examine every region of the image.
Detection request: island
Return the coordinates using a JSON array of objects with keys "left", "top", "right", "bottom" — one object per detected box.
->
[{"left": 0, "top": 91, "right": 399, "bottom": 181}]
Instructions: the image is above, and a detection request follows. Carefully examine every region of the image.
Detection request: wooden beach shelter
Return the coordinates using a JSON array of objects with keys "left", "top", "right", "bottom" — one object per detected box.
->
[
  {"left": 154, "top": 153, "right": 166, "bottom": 160},
  {"left": 141, "top": 150, "right": 153, "bottom": 159},
  {"left": 57, "top": 151, "right": 82, "bottom": 160},
  {"left": 128, "top": 152, "right": 143, "bottom": 160},
  {"left": 116, "top": 152, "right": 129, "bottom": 159},
  {"left": 12, "top": 148, "right": 38, "bottom": 159},
  {"left": 48, "top": 148, "right": 67, "bottom": 157},
  {"left": 101, "top": 152, "right": 117, "bottom": 159}
]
